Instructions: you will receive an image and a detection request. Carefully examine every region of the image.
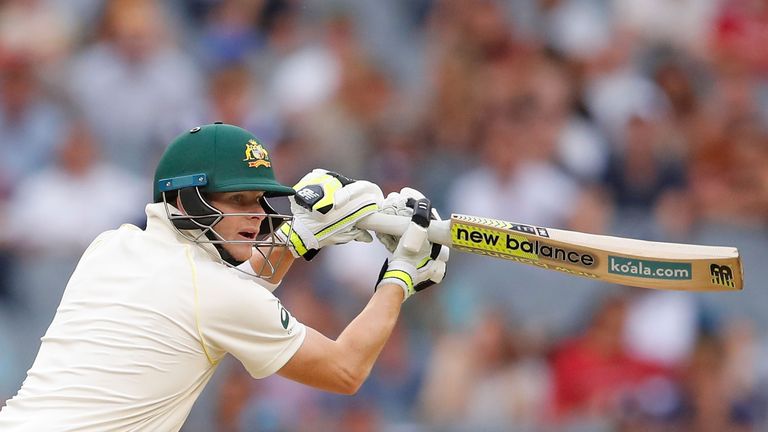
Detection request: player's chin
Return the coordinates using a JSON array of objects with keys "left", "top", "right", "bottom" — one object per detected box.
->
[{"left": 223, "top": 242, "right": 253, "bottom": 262}]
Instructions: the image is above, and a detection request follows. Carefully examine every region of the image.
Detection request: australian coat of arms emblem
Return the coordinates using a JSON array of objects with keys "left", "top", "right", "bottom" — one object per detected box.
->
[{"left": 243, "top": 139, "right": 271, "bottom": 168}]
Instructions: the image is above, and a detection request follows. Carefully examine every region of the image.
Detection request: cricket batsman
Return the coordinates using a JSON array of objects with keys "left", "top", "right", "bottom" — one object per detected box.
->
[{"left": 0, "top": 123, "right": 448, "bottom": 431}]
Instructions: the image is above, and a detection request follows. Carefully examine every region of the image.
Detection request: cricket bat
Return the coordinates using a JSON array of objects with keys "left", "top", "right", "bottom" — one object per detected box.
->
[{"left": 357, "top": 213, "right": 743, "bottom": 291}]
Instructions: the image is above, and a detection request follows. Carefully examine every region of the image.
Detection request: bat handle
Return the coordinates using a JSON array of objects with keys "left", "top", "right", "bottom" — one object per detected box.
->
[{"left": 357, "top": 213, "right": 453, "bottom": 246}]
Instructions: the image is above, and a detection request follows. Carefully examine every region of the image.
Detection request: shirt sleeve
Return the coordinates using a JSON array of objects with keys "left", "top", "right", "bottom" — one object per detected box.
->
[{"left": 195, "top": 262, "right": 306, "bottom": 379}]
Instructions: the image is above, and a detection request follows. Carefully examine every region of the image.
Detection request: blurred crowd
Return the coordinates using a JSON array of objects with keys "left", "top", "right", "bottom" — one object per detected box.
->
[{"left": 1, "top": 0, "right": 767, "bottom": 430}]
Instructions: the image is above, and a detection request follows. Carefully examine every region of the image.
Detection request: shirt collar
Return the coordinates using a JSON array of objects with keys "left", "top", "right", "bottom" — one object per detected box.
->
[{"left": 144, "top": 202, "right": 223, "bottom": 260}]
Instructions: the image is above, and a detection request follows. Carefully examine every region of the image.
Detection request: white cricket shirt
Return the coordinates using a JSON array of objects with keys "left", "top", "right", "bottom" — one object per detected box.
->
[{"left": 0, "top": 203, "right": 306, "bottom": 431}]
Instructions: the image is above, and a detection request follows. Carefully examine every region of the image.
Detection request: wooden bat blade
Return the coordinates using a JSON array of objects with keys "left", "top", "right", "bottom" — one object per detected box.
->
[
  {"left": 358, "top": 213, "right": 743, "bottom": 291},
  {"left": 449, "top": 214, "right": 743, "bottom": 291}
]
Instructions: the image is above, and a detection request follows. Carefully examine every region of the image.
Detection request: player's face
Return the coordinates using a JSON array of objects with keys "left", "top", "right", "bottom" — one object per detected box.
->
[{"left": 208, "top": 191, "right": 266, "bottom": 261}]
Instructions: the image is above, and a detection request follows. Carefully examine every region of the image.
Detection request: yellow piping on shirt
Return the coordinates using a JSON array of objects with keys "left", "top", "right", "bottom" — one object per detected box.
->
[{"left": 185, "top": 245, "right": 217, "bottom": 366}]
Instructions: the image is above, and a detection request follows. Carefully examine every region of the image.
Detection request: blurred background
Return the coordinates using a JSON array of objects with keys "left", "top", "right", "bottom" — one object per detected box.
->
[{"left": 0, "top": 0, "right": 767, "bottom": 430}]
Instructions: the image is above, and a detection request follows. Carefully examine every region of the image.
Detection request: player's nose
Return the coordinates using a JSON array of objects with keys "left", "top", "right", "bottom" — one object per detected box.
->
[{"left": 248, "top": 206, "right": 265, "bottom": 221}]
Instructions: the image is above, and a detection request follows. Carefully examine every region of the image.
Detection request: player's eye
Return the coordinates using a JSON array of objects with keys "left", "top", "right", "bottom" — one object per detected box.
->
[{"left": 228, "top": 193, "right": 263, "bottom": 209}]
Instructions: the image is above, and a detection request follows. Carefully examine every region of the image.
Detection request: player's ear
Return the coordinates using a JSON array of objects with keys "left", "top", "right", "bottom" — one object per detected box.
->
[{"left": 175, "top": 194, "right": 185, "bottom": 214}]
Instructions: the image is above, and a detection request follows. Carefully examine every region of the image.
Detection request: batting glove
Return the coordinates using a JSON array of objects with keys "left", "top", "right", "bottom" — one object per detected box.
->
[
  {"left": 375, "top": 197, "right": 449, "bottom": 301},
  {"left": 277, "top": 169, "right": 383, "bottom": 261},
  {"left": 376, "top": 187, "right": 440, "bottom": 253}
]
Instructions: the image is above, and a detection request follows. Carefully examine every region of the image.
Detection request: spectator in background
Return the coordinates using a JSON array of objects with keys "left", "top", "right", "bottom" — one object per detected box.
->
[
  {"left": 0, "top": 55, "right": 66, "bottom": 199},
  {"left": 544, "top": 0, "right": 613, "bottom": 62},
  {"left": 524, "top": 54, "right": 610, "bottom": 185},
  {"left": 271, "top": 12, "right": 394, "bottom": 178},
  {"left": 4, "top": 121, "right": 145, "bottom": 256},
  {"left": 711, "top": 0, "right": 768, "bottom": 74},
  {"left": 613, "top": 0, "right": 718, "bottom": 55},
  {"left": 615, "top": 323, "right": 768, "bottom": 432},
  {"left": 676, "top": 326, "right": 768, "bottom": 431},
  {"left": 0, "top": 121, "right": 144, "bottom": 378},
  {"left": 419, "top": 310, "right": 551, "bottom": 430},
  {"left": 427, "top": 6, "right": 587, "bottom": 228},
  {"left": 0, "top": 310, "right": 21, "bottom": 405},
  {"left": 67, "top": 0, "right": 202, "bottom": 176},
  {"left": 196, "top": 0, "right": 266, "bottom": 70},
  {"left": 263, "top": 4, "right": 339, "bottom": 119},
  {"left": 446, "top": 97, "right": 582, "bottom": 228},
  {"left": 550, "top": 295, "right": 668, "bottom": 425},
  {"left": 0, "top": 53, "right": 66, "bottom": 300},
  {"left": 350, "top": 323, "right": 423, "bottom": 423},
  {"left": 198, "top": 63, "right": 283, "bottom": 149},
  {"left": 215, "top": 362, "right": 254, "bottom": 432},
  {"left": 422, "top": 0, "right": 524, "bottom": 157},
  {"left": 582, "top": 33, "right": 671, "bottom": 147},
  {"left": 623, "top": 291, "right": 699, "bottom": 370},
  {"left": 0, "top": 0, "right": 76, "bottom": 72},
  {"left": 602, "top": 110, "right": 687, "bottom": 218},
  {"left": 688, "top": 62, "right": 768, "bottom": 226}
]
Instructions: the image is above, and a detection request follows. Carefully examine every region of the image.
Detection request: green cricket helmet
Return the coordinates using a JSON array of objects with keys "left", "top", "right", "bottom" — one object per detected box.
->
[
  {"left": 154, "top": 122, "right": 294, "bottom": 202},
  {"left": 154, "top": 123, "right": 295, "bottom": 269}
]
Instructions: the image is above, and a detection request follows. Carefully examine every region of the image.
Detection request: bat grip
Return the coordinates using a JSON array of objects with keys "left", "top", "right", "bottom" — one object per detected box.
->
[{"left": 357, "top": 213, "right": 453, "bottom": 246}]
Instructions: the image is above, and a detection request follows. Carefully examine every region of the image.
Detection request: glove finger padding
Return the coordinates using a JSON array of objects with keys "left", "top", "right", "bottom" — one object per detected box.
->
[
  {"left": 413, "top": 243, "right": 449, "bottom": 292},
  {"left": 375, "top": 198, "right": 450, "bottom": 301},
  {"left": 277, "top": 169, "right": 382, "bottom": 260},
  {"left": 376, "top": 187, "right": 442, "bottom": 253},
  {"left": 352, "top": 229, "right": 374, "bottom": 243}
]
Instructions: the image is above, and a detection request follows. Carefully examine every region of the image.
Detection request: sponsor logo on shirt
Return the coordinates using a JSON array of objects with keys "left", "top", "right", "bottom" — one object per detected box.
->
[{"left": 277, "top": 301, "right": 291, "bottom": 331}]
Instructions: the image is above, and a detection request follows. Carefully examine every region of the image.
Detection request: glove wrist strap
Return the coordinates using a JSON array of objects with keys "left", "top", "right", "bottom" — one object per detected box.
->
[
  {"left": 277, "top": 222, "right": 320, "bottom": 260},
  {"left": 376, "top": 260, "right": 417, "bottom": 302}
]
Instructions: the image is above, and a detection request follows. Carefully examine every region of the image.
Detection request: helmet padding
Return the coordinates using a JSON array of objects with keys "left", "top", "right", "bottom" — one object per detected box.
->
[{"left": 172, "top": 187, "right": 222, "bottom": 231}]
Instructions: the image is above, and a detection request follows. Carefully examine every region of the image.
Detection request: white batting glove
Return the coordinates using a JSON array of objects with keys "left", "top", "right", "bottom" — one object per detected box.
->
[
  {"left": 376, "top": 187, "right": 438, "bottom": 253},
  {"left": 375, "top": 198, "right": 450, "bottom": 301},
  {"left": 277, "top": 169, "right": 383, "bottom": 261}
]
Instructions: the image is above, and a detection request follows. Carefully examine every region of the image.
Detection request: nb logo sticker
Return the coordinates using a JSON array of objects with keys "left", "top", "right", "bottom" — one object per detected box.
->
[
  {"left": 297, "top": 188, "right": 321, "bottom": 201},
  {"left": 710, "top": 264, "right": 735, "bottom": 287},
  {"left": 294, "top": 185, "right": 325, "bottom": 212}
]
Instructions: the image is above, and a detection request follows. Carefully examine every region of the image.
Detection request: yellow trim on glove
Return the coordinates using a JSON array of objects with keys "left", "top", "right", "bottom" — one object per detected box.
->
[
  {"left": 279, "top": 223, "right": 308, "bottom": 256},
  {"left": 315, "top": 203, "right": 379, "bottom": 238},
  {"left": 416, "top": 256, "right": 431, "bottom": 269},
  {"left": 382, "top": 269, "right": 413, "bottom": 291}
]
